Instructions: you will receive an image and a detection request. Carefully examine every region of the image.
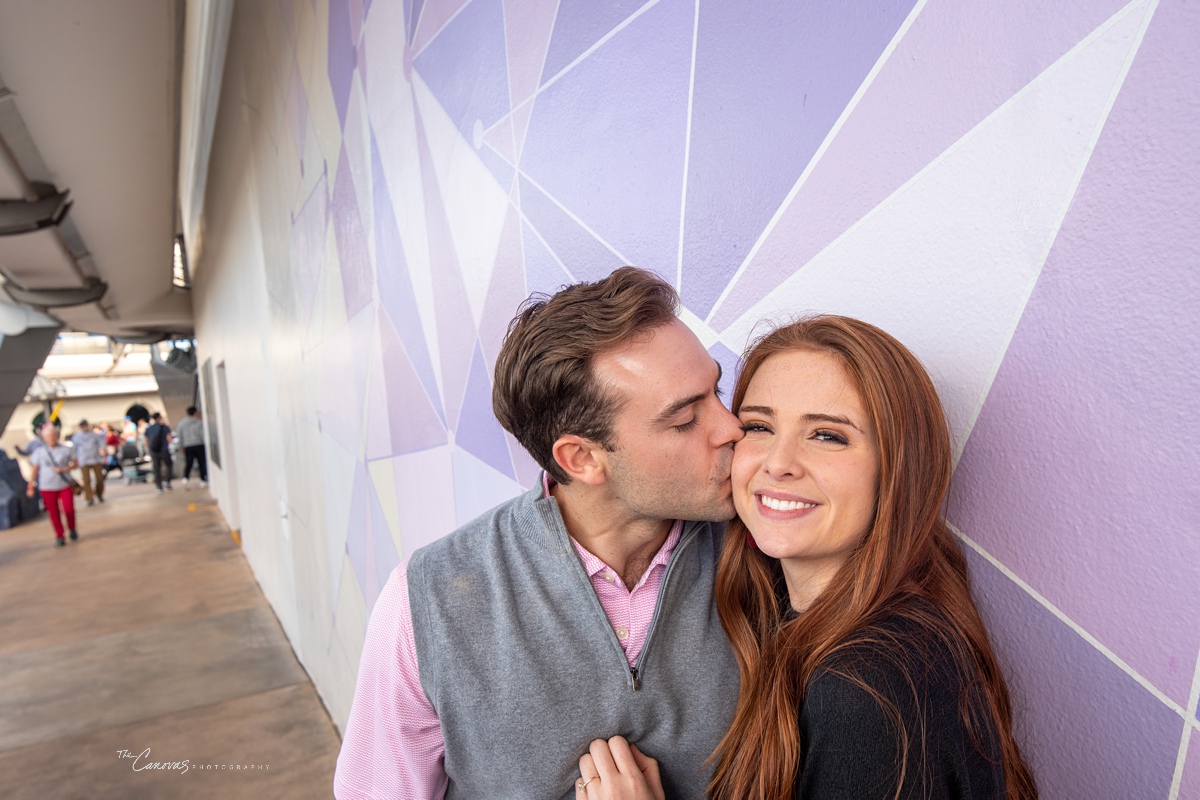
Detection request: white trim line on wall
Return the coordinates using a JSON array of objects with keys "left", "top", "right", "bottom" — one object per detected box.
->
[
  {"left": 482, "top": 0, "right": 663, "bottom": 139},
  {"left": 412, "top": 0, "right": 474, "bottom": 59},
  {"left": 511, "top": 197, "right": 579, "bottom": 285},
  {"left": 952, "top": 522, "right": 1197, "bottom": 728},
  {"left": 515, "top": 167, "right": 632, "bottom": 266},
  {"left": 950, "top": 0, "right": 1161, "bottom": 465},
  {"left": 703, "top": 0, "right": 929, "bottom": 325},
  {"left": 1168, "top": 650, "right": 1200, "bottom": 798},
  {"left": 674, "top": 0, "right": 700, "bottom": 292}
]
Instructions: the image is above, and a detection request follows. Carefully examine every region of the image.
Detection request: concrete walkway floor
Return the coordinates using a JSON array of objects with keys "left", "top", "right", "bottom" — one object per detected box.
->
[{"left": 0, "top": 478, "right": 342, "bottom": 799}]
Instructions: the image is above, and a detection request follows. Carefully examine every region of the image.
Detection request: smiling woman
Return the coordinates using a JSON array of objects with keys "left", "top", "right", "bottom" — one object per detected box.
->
[
  {"left": 709, "top": 316, "right": 1038, "bottom": 800},
  {"left": 733, "top": 347, "right": 881, "bottom": 613}
]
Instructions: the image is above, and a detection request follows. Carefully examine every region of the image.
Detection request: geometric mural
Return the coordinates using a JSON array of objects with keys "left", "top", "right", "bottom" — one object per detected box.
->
[{"left": 196, "top": 0, "right": 1200, "bottom": 792}]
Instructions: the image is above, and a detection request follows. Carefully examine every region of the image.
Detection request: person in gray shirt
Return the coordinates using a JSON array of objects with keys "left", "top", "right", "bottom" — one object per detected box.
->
[
  {"left": 71, "top": 419, "right": 107, "bottom": 505},
  {"left": 176, "top": 406, "right": 208, "bottom": 487},
  {"left": 26, "top": 425, "right": 79, "bottom": 546}
]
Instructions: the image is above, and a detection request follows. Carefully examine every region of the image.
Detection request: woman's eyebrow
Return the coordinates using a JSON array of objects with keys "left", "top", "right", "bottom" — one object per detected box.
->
[
  {"left": 738, "top": 405, "right": 774, "bottom": 417},
  {"left": 803, "top": 412, "right": 862, "bottom": 432},
  {"left": 739, "top": 407, "right": 862, "bottom": 433}
]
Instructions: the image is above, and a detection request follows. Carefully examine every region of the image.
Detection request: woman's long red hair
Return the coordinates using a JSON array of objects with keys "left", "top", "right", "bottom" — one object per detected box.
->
[{"left": 708, "top": 316, "right": 1036, "bottom": 799}]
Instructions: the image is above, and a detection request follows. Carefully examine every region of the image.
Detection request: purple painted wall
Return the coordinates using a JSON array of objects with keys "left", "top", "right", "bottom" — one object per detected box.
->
[{"left": 194, "top": 0, "right": 1200, "bottom": 792}]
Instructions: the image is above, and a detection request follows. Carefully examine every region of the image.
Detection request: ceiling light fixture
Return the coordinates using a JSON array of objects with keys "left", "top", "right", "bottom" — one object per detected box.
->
[{"left": 173, "top": 235, "right": 190, "bottom": 289}]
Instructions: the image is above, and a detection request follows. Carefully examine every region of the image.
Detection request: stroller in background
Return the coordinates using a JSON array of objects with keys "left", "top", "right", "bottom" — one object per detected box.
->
[
  {"left": 103, "top": 449, "right": 123, "bottom": 478},
  {"left": 119, "top": 439, "right": 151, "bottom": 484}
]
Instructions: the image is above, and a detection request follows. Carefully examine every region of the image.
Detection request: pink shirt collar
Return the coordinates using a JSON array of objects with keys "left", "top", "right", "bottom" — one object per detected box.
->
[{"left": 542, "top": 472, "right": 684, "bottom": 588}]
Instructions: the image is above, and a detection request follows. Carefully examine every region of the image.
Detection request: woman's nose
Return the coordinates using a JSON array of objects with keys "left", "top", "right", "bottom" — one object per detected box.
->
[{"left": 762, "top": 440, "right": 803, "bottom": 480}]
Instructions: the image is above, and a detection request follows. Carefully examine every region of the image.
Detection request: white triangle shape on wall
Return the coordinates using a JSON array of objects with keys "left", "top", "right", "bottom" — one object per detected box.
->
[
  {"left": 719, "top": 0, "right": 1156, "bottom": 456},
  {"left": 411, "top": 73, "right": 512, "bottom": 329},
  {"left": 364, "top": 4, "right": 445, "bottom": 407},
  {"left": 451, "top": 446, "right": 523, "bottom": 528},
  {"left": 389, "top": 444, "right": 458, "bottom": 555},
  {"left": 343, "top": 73, "right": 375, "bottom": 253},
  {"left": 367, "top": 455, "right": 404, "bottom": 557},
  {"left": 305, "top": 219, "right": 349, "bottom": 350},
  {"left": 321, "top": 430, "right": 359, "bottom": 608}
]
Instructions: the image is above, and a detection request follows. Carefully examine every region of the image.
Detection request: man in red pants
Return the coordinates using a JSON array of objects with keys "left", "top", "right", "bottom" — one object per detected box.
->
[{"left": 25, "top": 425, "right": 79, "bottom": 547}]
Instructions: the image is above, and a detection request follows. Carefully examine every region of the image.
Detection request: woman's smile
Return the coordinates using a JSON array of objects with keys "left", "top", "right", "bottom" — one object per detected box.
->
[{"left": 755, "top": 490, "right": 820, "bottom": 517}]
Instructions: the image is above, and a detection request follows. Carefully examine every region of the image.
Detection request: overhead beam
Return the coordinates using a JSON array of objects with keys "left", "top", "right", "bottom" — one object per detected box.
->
[
  {"left": 3, "top": 275, "right": 107, "bottom": 308},
  {"left": 179, "top": 0, "right": 234, "bottom": 264},
  {"left": 0, "top": 188, "right": 70, "bottom": 236}
]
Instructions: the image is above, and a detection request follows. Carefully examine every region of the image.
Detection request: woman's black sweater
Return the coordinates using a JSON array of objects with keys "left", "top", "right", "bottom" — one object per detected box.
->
[{"left": 794, "top": 608, "right": 1007, "bottom": 799}]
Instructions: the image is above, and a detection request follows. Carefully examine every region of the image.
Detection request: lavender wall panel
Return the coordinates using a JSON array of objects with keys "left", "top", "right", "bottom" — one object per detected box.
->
[
  {"left": 681, "top": 1, "right": 913, "bottom": 316},
  {"left": 951, "top": 0, "right": 1200, "bottom": 706},
  {"left": 968, "top": 548, "right": 1180, "bottom": 798}
]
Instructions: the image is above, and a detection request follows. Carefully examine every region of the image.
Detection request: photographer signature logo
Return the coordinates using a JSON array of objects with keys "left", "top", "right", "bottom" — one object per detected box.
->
[
  {"left": 117, "top": 748, "right": 190, "bottom": 775},
  {"left": 117, "top": 748, "right": 270, "bottom": 775}
]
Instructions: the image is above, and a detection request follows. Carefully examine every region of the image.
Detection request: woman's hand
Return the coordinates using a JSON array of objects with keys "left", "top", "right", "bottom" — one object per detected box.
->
[
  {"left": 25, "top": 483, "right": 34, "bottom": 498},
  {"left": 576, "top": 736, "right": 664, "bottom": 800}
]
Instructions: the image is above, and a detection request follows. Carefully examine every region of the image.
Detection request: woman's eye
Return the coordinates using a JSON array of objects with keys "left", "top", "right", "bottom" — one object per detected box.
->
[
  {"left": 740, "top": 422, "right": 770, "bottom": 434},
  {"left": 813, "top": 429, "right": 848, "bottom": 445}
]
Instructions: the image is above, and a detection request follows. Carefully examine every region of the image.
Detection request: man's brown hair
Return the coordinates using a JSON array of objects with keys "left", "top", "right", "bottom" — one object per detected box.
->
[{"left": 492, "top": 266, "right": 679, "bottom": 484}]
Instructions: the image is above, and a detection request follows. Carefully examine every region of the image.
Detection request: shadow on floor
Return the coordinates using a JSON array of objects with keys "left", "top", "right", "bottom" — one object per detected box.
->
[{"left": 0, "top": 478, "right": 341, "bottom": 799}]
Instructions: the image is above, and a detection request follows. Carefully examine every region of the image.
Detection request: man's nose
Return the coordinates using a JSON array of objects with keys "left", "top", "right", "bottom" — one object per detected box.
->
[{"left": 713, "top": 403, "right": 744, "bottom": 446}]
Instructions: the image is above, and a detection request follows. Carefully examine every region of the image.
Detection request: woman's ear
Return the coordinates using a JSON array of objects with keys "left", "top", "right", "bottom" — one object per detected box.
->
[{"left": 551, "top": 435, "right": 609, "bottom": 487}]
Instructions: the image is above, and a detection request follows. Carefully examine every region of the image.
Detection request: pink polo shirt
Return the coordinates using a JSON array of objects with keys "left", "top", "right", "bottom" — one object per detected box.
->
[{"left": 333, "top": 478, "right": 683, "bottom": 799}]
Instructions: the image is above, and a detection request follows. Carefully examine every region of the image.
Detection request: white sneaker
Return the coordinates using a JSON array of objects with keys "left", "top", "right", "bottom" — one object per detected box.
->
[
  {"left": 182, "top": 478, "right": 189, "bottom": 487},
  {"left": 199, "top": 480, "right": 208, "bottom": 488}
]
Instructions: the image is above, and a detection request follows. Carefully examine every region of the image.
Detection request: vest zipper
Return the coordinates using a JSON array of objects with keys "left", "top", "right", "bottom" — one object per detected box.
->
[{"left": 627, "top": 524, "right": 699, "bottom": 692}]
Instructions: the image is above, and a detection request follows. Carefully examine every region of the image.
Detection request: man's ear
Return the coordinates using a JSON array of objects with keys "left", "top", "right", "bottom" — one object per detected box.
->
[{"left": 551, "top": 435, "right": 609, "bottom": 487}]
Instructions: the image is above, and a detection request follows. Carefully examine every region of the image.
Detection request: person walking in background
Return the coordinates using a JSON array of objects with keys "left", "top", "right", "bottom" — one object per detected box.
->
[
  {"left": 176, "top": 406, "right": 208, "bottom": 488},
  {"left": 102, "top": 422, "right": 122, "bottom": 477},
  {"left": 119, "top": 432, "right": 151, "bottom": 484},
  {"left": 144, "top": 412, "right": 174, "bottom": 493},
  {"left": 17, "top": 426, "right": 46, "bottom": 457},
  {"left": 71, "top": 419, "right": 107, "bottom": 505},
  {"left": 119, "top": 433, "right": 142, "bottom": 464},
  {"left": 26, "top": 424, "right": 79, "bottom": 547}
]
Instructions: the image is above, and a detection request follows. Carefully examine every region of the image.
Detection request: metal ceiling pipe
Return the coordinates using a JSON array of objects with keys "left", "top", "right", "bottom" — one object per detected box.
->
[
  {"left": 0, "top": 188, "right": 70, "bottom": 235},
  {"left": 2, "top": 275, "right": 107, "bottom": 308},
  {"left": 110, "top": 331, "right": 172, "bottom": 345}
]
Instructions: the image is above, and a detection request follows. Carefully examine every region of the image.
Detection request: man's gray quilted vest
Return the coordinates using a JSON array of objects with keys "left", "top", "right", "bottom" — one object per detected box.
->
[{"left": 408, "top": 483, "right": 739, "bottom": 799}]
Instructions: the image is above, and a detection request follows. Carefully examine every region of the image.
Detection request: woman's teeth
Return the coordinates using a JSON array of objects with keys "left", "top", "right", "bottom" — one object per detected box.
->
[{"left": 759, "top": 495, "right": 816, "bottom": 511}]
